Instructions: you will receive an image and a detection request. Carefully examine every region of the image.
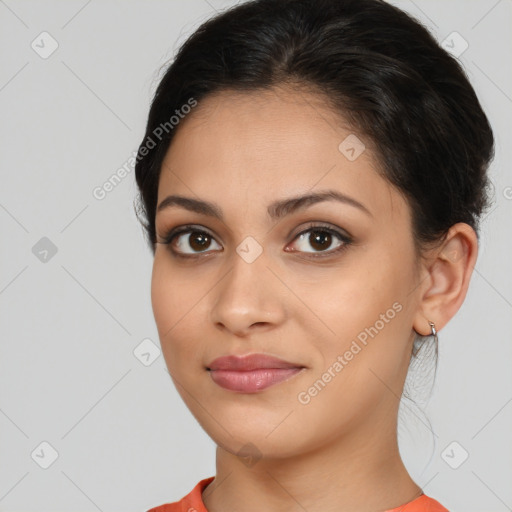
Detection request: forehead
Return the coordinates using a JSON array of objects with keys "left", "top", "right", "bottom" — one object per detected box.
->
[{"left": 158, "top": 85, "right": 407, "bottom": 224}]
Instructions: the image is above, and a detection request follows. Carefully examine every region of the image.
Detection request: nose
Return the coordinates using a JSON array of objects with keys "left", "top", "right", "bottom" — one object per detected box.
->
[{"left": 210, "top": 251, "right": 287, "bottom": 337}]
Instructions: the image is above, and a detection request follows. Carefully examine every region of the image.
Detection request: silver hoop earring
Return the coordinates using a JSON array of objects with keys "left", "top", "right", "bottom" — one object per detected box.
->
[{"left": 428, "top": 320, "right": 437, "bottom": 337}]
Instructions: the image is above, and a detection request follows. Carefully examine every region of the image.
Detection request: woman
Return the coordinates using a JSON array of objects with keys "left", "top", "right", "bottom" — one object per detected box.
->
[{"left": 134, "top": 0, "right": 494, "bottom": 510}]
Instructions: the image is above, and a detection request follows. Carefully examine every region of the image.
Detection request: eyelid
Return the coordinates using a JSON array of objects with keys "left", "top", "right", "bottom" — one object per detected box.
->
[
  {"left": 284, "top": 222, "right": 353, "bottom": 257},
  {"left": 157, "top": 224, "right": 223, "bottom": 253},
  {"left": 289, "top": 221, "right": 352, "bottom": 243},
  {"left": 158, "top": 221, "right": 353, "bottom": 258},
  {"left": 158, "top": 224, "right": 216, "bottom": 244}
]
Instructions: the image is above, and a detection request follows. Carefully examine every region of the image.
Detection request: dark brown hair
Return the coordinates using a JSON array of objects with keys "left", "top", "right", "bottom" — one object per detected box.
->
[{"left": 134, "top": 0, "right": 494, "bottom": 260}]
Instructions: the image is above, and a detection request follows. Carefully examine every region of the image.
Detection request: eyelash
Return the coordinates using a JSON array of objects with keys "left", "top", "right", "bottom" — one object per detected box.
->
[{"left": 157, "top": 222, "right": 353, "bottom": 260}]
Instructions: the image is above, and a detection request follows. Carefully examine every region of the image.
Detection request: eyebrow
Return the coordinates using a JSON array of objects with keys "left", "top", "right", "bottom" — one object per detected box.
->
[{"left": 156, "top": 189, "right": 372, "bottom": 220}]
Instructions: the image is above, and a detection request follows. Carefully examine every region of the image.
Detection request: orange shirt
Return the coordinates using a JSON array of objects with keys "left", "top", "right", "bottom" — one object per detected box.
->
[{"left": 147, "top": 477, "right": 449, "bottom": 512}]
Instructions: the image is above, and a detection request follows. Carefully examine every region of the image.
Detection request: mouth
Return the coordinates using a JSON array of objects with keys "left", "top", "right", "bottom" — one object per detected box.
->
[
  {"left": 206, "top": 353, "right": 306, "bottom": 393},
  {"left": 208, "top": 368, "right": 305, "bottom": 393}
]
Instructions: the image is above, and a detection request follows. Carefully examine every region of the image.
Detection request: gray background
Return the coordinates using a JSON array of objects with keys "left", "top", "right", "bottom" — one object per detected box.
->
[{"left": 0, "top": 1, "right": 511, "bottom": 511}]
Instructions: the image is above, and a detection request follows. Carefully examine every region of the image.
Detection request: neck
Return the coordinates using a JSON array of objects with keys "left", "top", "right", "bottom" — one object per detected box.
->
[{"left": 202, "top": 413, "right": 422, "bottom": 512}]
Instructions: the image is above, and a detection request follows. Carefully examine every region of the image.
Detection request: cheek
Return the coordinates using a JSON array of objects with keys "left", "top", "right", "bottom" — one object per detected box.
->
[
  {"left": 151, "top": 256, "right": 190, "bottom": 353},
  {"left": 290, "top": 266, "right": 411, "bottom": 439},
  {"left": 150, "top": 254, "right": 210, "bottom": 371},
  {"left": 301, "top": 263, "right": 388, "bottom": 335},
  {"left": 151, "top": 255, "right": 177, "bottom": 334},
  {"left": 151, "top": 253, "right": 202, "bottom": 327},
  {"left": 305, "top": 249, "right": 412, "bottom": 371}
]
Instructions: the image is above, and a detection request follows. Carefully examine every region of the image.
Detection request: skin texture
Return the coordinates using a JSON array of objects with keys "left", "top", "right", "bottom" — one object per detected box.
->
[{"left": 151, "top": 85, "right": 478, "bottom": 512}]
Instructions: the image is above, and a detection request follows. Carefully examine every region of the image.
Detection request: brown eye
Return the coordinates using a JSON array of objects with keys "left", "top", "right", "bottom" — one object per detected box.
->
[
  {"left": 162, "top": 227, "right": 222, "bottom": 256},
  {"left": 188, "top": 232, "right": 213, "bottom": 251},
  {"left": 175, "top": 230, "right": 221, "bottom": 254},
  {"left": 308, "top": 230, "right": 333, "bottom": 251},
  {"left": 287, "top": 225, "right": 352, "bottom": 257}
]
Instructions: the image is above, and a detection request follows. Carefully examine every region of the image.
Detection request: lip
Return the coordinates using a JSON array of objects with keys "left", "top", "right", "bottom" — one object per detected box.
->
[
  {"left": 207, "top": 354, "right": 306, "bottom": 393},
  {"left": 208, "top": 354, "right": 304, "bottom": 371}
]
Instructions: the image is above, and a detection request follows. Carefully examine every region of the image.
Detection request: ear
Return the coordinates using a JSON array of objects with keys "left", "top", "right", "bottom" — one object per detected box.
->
[{"left": 412, "top": 222, "right": 479, "bottom": 336}]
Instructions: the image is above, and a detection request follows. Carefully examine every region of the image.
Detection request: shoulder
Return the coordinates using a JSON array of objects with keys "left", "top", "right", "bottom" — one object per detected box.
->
[
  {"left": 147, "top": 480, "right": 449, "bottom": 512},
  {"left": 385, "top": 493, "right": 450, "bottom": 512},
  {"left": 146, "top": 477, "right": 215, "bottom": 512}
]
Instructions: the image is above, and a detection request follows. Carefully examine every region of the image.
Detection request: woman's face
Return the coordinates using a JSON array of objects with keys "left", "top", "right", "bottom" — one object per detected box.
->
[{"left": 151, "top": 86, "right": 423, "bottom": 459}]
